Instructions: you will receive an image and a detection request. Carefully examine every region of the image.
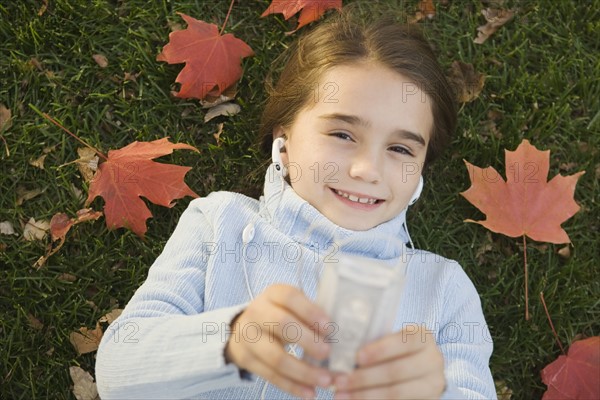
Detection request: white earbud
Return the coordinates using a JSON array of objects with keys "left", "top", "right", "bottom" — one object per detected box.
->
[
  {"left": 242, "top": 223, "right": 255, "bottom": 244},
  {"left": 271, "top": 137, "right": 287, "bottom": 177},
  {"left": 409, "top": 176, "right": 424, "bottom": 205}
]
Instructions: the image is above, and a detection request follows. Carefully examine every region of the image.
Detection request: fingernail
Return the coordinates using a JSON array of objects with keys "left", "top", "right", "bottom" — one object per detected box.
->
[
  {"left": 357, "top": 349, "right": 368, "bottom": 365},
  {"left": 302, "top": 388, "right": 315, "bottom": 399},
  {"left": 318, "top": 374, "right": 331, "bottom": 387},
  {"left": 335, "top": 375, "right": 348, "bottom": 389}
]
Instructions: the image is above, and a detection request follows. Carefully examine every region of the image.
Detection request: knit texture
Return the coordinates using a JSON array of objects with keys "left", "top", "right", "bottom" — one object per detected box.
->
[{"left": 95, "top": 164, "right": 496, "bottom": 399}]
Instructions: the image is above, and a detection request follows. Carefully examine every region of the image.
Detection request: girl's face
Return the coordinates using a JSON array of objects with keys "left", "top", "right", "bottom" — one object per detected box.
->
[{"left": 278, "top": 62, "right": 434, "bottom": 231}]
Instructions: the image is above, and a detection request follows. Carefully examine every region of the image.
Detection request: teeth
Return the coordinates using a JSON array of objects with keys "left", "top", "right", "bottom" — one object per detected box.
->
[{"left": 335, "top": 189, "right": 378, "bottom": 205}]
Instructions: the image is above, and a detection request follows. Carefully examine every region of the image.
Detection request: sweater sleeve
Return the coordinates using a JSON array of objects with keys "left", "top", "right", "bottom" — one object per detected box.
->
[
  {"left": 95, "top": 198, "right": 253, "bottom": 399},
  {"left": 438, "top": 261, "right": 497, "bottom": 400}
]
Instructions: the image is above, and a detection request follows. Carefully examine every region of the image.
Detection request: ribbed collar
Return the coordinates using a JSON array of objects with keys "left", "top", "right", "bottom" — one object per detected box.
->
[{"left": 258, "top": 163, "right": 412, "bottom": 261}]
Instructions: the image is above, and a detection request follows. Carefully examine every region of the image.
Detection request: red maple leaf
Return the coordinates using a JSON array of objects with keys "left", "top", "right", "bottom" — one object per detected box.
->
[
  {"left": 541, "top": 336, "right": 600, "bottom": 399},
  {"left": 461, "top": 139, "right": 585, "bottom": 320},
  {"left": 157, "top": 13, "right": 254, "bottom": 100},
  {"left": 86, "top": 138, "right": 199, "bottom": 237},
  {"left": 261, "top": 0, "right": 342, "bottom": 32},
  {"left": 461, "top": 139, "right": 584, "bottom": 244}
]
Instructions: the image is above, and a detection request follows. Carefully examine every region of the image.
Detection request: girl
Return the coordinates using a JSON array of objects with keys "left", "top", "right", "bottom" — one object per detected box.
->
[{"left": 96, "top": 7, "right": 496, "bottom": 400}]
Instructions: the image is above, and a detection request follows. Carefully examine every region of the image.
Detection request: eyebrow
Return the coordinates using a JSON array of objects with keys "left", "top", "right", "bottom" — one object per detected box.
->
[{"left": 318, "top": 113, "right": 427, "bottom": 146}]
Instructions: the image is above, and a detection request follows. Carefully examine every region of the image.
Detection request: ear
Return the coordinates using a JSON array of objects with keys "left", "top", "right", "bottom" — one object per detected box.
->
[{"left": 272, "top": 126, "right": 288, "bottom": 165}]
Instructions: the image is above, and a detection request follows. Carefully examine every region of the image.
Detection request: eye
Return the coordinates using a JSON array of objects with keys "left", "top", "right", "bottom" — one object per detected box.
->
[
  {"left": 330, "top": 132, "right": 354, "bottom": 141},
  {"left": 389, "top": 145, "right": 414, "bottom": 156}
]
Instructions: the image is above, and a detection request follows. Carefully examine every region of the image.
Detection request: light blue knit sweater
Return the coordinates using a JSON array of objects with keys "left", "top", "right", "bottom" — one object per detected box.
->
[{"left": 95, "top": 164, "right": 496, "bottom": 399}]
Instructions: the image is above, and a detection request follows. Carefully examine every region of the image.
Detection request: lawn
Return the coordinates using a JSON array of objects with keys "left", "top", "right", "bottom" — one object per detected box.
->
[{"left": 1, "top": 0, "right": 598, "bottom": 398}]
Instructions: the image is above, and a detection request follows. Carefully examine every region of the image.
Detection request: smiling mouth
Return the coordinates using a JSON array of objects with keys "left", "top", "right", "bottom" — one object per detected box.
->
[{"left": 332, "top": 188, "right": 383, "bottom": 205}]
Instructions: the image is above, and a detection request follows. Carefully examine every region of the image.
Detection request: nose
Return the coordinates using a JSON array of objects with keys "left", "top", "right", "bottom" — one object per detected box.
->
[{"left": 348, "top": 149, "right": 382, "bottom": 183}]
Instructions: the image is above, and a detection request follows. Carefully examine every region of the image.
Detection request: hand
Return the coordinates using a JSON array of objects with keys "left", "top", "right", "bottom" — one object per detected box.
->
[
  {"left": 225, "top": 284, "right": 334, "bottom": 398},
  {"left": 333, "top": 324, "right": 445, "bottom": 399}
]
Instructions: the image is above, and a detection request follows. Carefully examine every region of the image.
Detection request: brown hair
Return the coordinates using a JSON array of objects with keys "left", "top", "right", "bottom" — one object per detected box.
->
[{"left": 259, "top": 5, "right": 457, "bottom": 167}]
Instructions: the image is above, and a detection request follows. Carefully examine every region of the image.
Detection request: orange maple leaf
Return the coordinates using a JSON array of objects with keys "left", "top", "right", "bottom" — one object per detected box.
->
[
  {"left": 157, "top": 13, "right": 254, "bottom": 100},
  {"left": 461, "top": 139, "right": 584, "bottom": 244},
  {"left": 86, "top": 138, "right": 199, "bottom": 237},
  {"left": 261, "top": 0, "right": 342, "bottom": 33}
]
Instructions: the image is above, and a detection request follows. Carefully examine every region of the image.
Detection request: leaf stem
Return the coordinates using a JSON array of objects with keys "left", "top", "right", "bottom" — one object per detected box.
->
[
  {"left": 539, "top": 292, "right": 565, "bottom": 354},
  {"left": 220, "top": 0, "right": 236, "bottom": 35},
  {"left": 524, "top": 235, "right": 529, "bottom": 320},
  {"left": 36, "top": 109, "right": 108, "bottom": 161}
]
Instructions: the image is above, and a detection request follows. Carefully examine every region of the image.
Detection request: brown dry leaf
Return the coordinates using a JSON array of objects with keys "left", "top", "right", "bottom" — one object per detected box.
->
[
  {"left": 75, "top": 147, "right": 99, "bottom": 183},
  {"left": 46, "top": 346, "right": 55, "bottom": 356},
  {"left": 69, "top": 323, "right": 103, "bottom": 355},
  {"left": 69, "top": 366, "right": 100, "bottom": 400},
  {"left": 558, "top": 245, "right": 571, "bottom": 259},
  {"left": 213, "top": 123, "right": 224, "bottom": 146},
  {"left": 474, "top": 8, "right": 515, "bottom": 44},
  {"left": 29, "top": 154, "right": 47, "bottom": 169},
  {"left": 0, "top": 104, "right": 11, "bottom": 132},
  {"left": 37, "top": 0, "right": 48, "bottom": 16},
  {"left": 448, "top": 61, "right": 485, "bottom": 103},
  {"left": 23, "top": 217, "right": 50, "bottom": 241},
  {"left": 27, "top": 313, "right": 44, "bottom": 330},
  {"left": 92, "top": 54, "right": 108, "bottom": 68},
  {"left": 495, "top": 380, "right": 513, "bottom": 400},
  {"left": 204, "top": 102, "right": 240, "bottom": 123},
  {"left": 16, "top": 186, "right": 45, "bottom": 206},
  {"left": 123, "top": 71, "right": 140, "bottom": 82},
  {"left": 57, "top": 273, "right": 77, "bottom": 282},
  {"left": 34, "top": 208, "right": 103, "bottom": 269},
  {"left": 0, "top": 221, "right": 16, "bottom": 235},
  {"left": 99, "top": 308, "right": 123, "bottom": 324}
]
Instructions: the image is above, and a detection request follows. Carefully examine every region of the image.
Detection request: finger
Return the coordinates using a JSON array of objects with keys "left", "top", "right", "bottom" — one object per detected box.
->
[
  {"left": 247, "top": 338, "right": 333, "bottom": 389},
  {"left": 249, "top": 354, "right": 318, "bottom": 399},
  {"left": 334, "top": 348, "right": 442, "bottom": 392},
  {"left": 335, "top": 374, "right": 445, "bottom": 400},
  {"left": 266, "top": 285, "right": 330, "bottom": 331},
  {"left": 244, "top": 299, "right": 331, "bottom": 360},
  {"left": 358, "top": 324, "right": 431, "bottom": 366}
]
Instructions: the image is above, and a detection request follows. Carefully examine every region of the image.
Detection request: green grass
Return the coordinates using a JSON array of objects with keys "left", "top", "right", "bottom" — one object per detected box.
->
[{"left": 1, "top": 0, "right": 598, "bottom": 398}]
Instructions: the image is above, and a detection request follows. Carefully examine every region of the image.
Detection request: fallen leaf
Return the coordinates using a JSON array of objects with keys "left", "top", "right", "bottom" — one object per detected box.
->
[
  {"left": 541, "top": 336, "right": 600, "bottom": 399},
  {"left": 474, "top": 7, "right": 515, "bottom": 44},
  {"left": 46, "top": 346, "right": 54, "bottom": 356},
  {"left": 74, "top": 147, "right": 99, "bottom": 182},
  {"left": 448, "top": 61, "right": 486, "bottom": 103},
  {"left": 123, "top": 71, "right": 140, "bottom": 82},
  {"left": 98, "top": 309, "right": 123, "bottom": 324},
  {"left": 27, "top": 313, "right": 44, "bottom": 330},
  {"left": 86, "top": 138, "right": 199, "bottom": 237},
  {"left": 57, "top": 273, "right": 77, "bottom": 282},
  {"left": 33, "top": 208, "right": 103, "bottom": 269},
  {"left": 557, "top": 245, "right": 571, "bottom": 259},
  {"left": 69, "top": 366, "right": 99, "bottom": 400},
  {"left": 200, "top": 93, "right": 235, "bottom": 109},
  {"left": 37, "top": 0, "right": 48, "bottom": 16},
  {"left": 204, "top": 102, "right": 240, "bottom": 122},
  {"left": 461, "top": 139, "right": 584, "bottom": 244},
  {"left": 410, "top": 0, "right": 436, "bottom": 22},
  {"left": 156, "top": 13, "right": 254, "bottom": 100},
  {"left": 0, "top": 221, "right": 16, "bottom": 235},
  {"left": 0, "top": 104, "right": 11, "bottom": 132},
  {"left": 16, "top": 186, "right": 45, "bottom": 206},
  {"left": 262, "top": 0, "right": 342, "bottom": 33},
  {"left": 213, "top": 122, "right": 224, "bottom": 145},
  {"left": 69, "top": 324, "right": 103, "bottom": 355},
  {"left": 92, "top": 54, "right": 108, "bottom": 68},
  {"left": 495, "top": 380, "right": 513, "bottom": 400},
  {"left": 29, "top": 154, "right": 47, "bottom": 169},
  {"left": 23, "top": 218, "right": 50, "bottom": 241}
]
